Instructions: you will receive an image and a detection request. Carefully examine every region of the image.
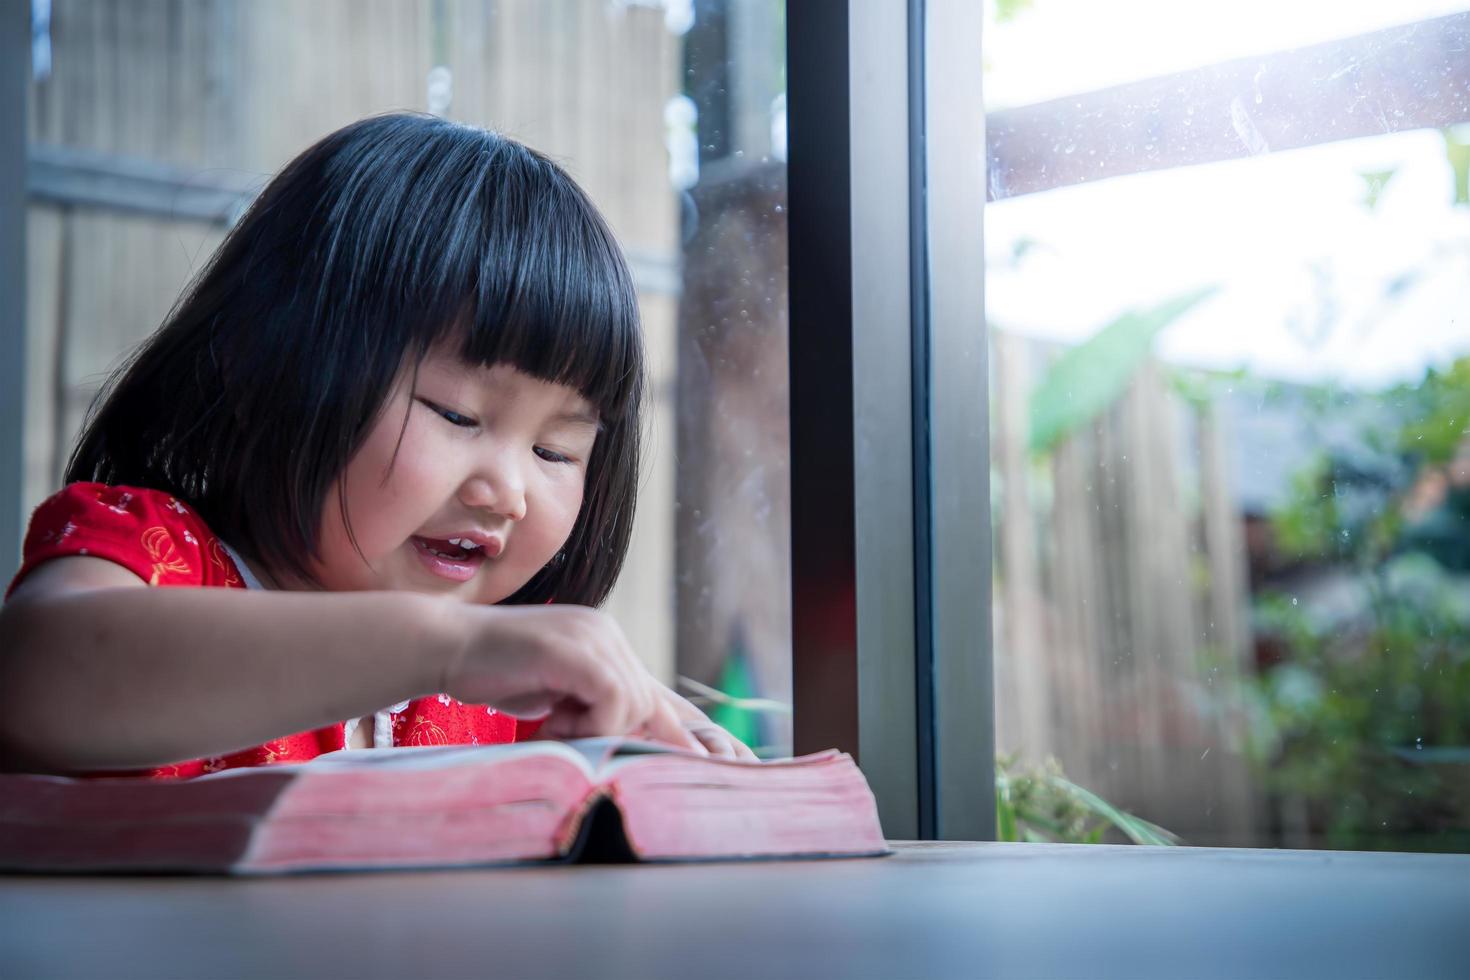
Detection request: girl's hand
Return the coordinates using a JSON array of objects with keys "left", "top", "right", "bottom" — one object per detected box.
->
[
  {"left": 655, "top": 688, "right": 759, "bottom": 761},
  {"left": 441, "top": 603, "right": 705, "bottom": 753}
]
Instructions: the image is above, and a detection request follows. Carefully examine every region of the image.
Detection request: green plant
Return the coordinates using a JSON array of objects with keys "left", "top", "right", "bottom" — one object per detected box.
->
[
  {"left": 1027, "top": 286, "right": 1219, "bottom": 454},
  {"left": 995, "top": 755, "right": 1179, "bottom": 845},
  {"left": 1240, "top": 355, "right": 1470, "bottom": 850}
]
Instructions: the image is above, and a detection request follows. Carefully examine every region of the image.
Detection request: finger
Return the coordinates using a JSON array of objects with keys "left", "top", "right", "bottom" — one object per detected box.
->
[
  {"left": 547, "top": 652, "right": 630, "bottom": 738},
  {"left": 645, "top": 696, "right": 707, "bottom": 754},
  {"left": 668, "top": 693, "right": 713, "bottom": 726},
  {"left": 712, "top": 728, "right": 758, "bottom": 762},
  {"left": 688, "top": 725, "right": 738, "bottom": 759},
  {"left": 493, "top": 692, "right": 558, "bottom": 720}
]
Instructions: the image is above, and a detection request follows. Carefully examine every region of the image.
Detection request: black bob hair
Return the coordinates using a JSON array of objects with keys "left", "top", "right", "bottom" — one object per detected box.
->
[{"left": 67, "top": 113, "right": 646, "bottom": 607}]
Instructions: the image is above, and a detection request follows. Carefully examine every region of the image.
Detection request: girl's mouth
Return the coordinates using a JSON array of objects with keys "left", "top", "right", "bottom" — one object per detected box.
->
[{"left": 411, "top": 536, "right": 488, "bottom": 582}]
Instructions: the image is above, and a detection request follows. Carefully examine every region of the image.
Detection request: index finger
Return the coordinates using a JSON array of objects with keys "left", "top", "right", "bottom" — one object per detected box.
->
[{"left": 642, "top": 697, "right": 708, "bottom": 755}]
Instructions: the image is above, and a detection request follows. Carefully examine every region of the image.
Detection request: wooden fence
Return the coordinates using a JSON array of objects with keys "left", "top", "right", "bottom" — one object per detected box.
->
[{"left": 992, "top": 329, "right": 1263, "bottom": 845}]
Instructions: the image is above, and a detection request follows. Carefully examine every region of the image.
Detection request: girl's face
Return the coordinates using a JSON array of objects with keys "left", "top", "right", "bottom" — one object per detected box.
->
[{"left": 302, "top": 347, "right": 600, "bottom": 603}]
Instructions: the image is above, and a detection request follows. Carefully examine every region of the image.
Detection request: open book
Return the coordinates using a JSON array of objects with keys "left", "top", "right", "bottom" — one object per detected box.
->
[{"left": 0, "top": 740, "right": 889, "bottom": 873}]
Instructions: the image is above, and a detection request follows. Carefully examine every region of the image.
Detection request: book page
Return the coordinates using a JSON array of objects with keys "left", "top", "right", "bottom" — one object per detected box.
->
[
  {"left": 192, "top": 739, "right": 601, "bottom": 780},
  {"left": 595, "top": 743, "right": 845, "bottom": 778},
  {"left": 187, "top": 739, "right": 846, "bottom": 782}
]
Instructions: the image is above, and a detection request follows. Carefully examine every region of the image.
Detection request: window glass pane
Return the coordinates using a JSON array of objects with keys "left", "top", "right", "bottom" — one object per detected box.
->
[
  {"left": 24, "top": 0, "right": 789, "bottom": 753},
  {"left": 675, "top": 1, "right": 792, "bottom": 756},
  {"left": 986, "top": 0, "right": 1470, "bottom": 851}
]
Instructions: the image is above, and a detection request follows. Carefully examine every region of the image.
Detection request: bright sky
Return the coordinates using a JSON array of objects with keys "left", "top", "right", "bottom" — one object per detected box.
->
[{"left": 983, "top": 0, "right": 1470, "bottom": 389}]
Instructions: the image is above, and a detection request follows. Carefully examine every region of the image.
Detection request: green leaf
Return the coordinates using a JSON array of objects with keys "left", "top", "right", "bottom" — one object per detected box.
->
[
  {"left": 1048, "top": 774, "right": 1182, "bottom": 845},
  {"left": 995, "top": 767, "right": 1018, "bottom": 841},
  {"left": 1359, "top": 168, "right": 1397, "bottom": 210},
  {"left": 1446, "top": 127, "right": 1470, "bottom": 206},
  {"left": 706, "top": 652, "right": 762, "bottom": 748},
  {"left": 995, "top": 0, "right": 1035, "bottom": 24},
  {"left": 1027, "top": 286, "right": 1220, "bottom": 454}
]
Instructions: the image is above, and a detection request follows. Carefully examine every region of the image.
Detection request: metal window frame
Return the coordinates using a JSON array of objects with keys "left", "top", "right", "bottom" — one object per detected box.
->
[
  {"left": 1, "top": 2, "right": 28, "bottom": 575},
  {"left": 788, "top": 0, "right": 993, "bottom": 841}
]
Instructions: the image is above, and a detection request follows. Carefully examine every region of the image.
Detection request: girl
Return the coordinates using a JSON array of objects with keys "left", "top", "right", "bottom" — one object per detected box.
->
[{"left": 0, "top": 113, "right": 752, "bottom": 777}]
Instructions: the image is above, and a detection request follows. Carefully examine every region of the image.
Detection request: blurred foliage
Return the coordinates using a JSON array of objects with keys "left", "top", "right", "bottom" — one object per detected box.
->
[
  {"left": 1445, "top": 126, "right": 1470, "bottom": 207},
  {"left": 1027, "top": 286, "right": 1219, "bottom": 453},
  {"left": 994, "top": 0, "right": 1036, "bottom": 24},
  {"left": 1396, "top": 358, "right": 1470, "bottom": 467},
  {"left": 996, "top": 755, "right": 1179, "bottom": 845},
  {"left": 1245, "top": 354, "right": 1470, "bottom": 851},
  {"left": 708, "top": 648, "right": 762, "bottom": 748},
  {"left": 1359, "top": 168, "right": 1397, "bottom": 210}
]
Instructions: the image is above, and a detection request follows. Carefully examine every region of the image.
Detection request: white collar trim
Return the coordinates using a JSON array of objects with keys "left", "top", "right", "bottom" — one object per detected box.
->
[{"left": 219, "top": 541, "right": 266, "bottom": 591}]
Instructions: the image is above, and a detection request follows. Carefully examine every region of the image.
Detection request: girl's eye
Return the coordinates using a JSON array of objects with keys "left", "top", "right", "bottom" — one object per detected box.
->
[
  {"left": 421, "top": 399, "right": 477, "bottom": 428},
  {"left": 535, "top": 447, "right": 573, "bottom": 464}
]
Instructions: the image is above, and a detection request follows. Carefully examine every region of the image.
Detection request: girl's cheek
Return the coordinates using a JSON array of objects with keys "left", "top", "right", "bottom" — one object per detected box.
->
[{"left": 542, "top": 478, "right": 584, "bottom": 542}]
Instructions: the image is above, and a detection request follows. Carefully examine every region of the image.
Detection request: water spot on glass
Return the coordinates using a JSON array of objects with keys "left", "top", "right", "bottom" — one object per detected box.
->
[
  {"left": 1229, "top": 96, "right": 1270, "bottom": 155},
  {"left": 1291, "top": 596, "right": 1298, "bottom": 606}
]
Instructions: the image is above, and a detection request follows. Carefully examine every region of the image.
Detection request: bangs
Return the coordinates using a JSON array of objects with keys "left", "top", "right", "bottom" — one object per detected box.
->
[
  {"left": 310, "top": 116, "right": 642, "bottom": 419},
  {"left": 453, "top": 160, "right": 643, "bottom": 420}
]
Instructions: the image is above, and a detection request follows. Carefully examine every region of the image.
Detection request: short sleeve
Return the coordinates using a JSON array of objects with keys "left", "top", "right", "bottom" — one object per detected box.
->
[{"left": 5, "top": 483, "right": 235, "bottom": 598}]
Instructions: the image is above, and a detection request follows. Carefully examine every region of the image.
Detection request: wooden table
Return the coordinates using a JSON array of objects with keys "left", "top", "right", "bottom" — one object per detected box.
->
[{"left": 3, "top": 842, "right": 1467, "bottom": 978}]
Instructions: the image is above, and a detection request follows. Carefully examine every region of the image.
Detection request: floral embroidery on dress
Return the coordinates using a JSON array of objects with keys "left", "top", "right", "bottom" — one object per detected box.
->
[
  {"left": 206, "top": 538, "right": 242, "bottom": 587},
  {"left": 166, "top": 498, "right": 188, "bottom": 515},
  {"left": 406, "top": 715, "right": 448, "bottom": 746},
  {"left": 40, "top": 520, "right": 77, "bottom": 545},
  {"left": 141, "top": 526, "right": 191, "bottom": 585},
  {"left": 97, "top": 488, "right": 135, "bottom": 514},
  {"left": 436, "top": 693, "right": 453, "bottom": 706}
]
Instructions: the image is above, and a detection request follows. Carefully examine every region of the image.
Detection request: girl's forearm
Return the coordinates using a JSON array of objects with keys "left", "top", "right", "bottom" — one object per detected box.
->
[{"left": 0, "top": 588, "right": 461, "bottom": 772}]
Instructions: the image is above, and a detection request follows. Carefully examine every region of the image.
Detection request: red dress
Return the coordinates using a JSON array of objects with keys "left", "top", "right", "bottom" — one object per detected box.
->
[{"left": 5, "top": 483, "right": 540, "bottom": 778}]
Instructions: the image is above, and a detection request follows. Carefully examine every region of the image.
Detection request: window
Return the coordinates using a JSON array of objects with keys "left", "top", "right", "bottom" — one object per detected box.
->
[{"left": 986, "top": 1, "right": 1470, "bottom": 851}]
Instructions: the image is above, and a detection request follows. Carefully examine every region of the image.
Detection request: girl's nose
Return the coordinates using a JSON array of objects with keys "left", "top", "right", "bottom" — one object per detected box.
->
[{"left": 458, "top": 468, "right": 527, "bottom": 522}]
